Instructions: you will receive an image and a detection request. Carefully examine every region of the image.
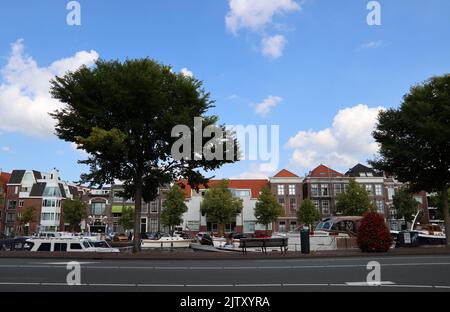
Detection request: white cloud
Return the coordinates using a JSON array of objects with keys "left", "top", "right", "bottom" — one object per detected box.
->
[
  {"left": 235, "top": 163, "right": 275, "bottom": 179},
  {"left": 0, "top": 39, "right": 99, "bottom": 137},
  {"left": 261, "top": 35, "right": 287, "bottom": 59},
  {"left": 1, "top": 146, "right": 12, "bottom": 153},
  {"left": 255, "top": 95, "right": 283, "bottom": 116},
  {"left": 287, "top": 104, "right": 385, "bottom": 172},
  {"left": 358, "top": 40, "right": 383, "bottom": 50},
  {"left": 225, "top": 0, "right": 300, "bottom": 58},
  {"left": 180, "top": 67, "right": 194, "bottom": 78},
  {"left": 70, "top": 142, "right": 89, "bottom": 157},
  {"left": 225, "top": 0, "right": 300, "bottom": 34}
]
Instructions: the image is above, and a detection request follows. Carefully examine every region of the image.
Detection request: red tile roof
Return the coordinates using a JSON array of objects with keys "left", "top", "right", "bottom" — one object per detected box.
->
[
  {"left": 178, "top": 179, "right": 269, "bottom": 199},
  {"left": 0, "top": 172, "right": 11, "bottom": 185},
  {"left": 308, "top": 164, "right": 343, "bottom": 178},
  {"left": 273, "top": 169, "right": 299, "bottom": 178}
]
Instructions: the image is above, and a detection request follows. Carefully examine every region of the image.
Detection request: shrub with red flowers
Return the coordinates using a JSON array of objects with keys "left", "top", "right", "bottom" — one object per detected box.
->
[{"left": 357, "top": 212, "right": 393, "bottom": 252}]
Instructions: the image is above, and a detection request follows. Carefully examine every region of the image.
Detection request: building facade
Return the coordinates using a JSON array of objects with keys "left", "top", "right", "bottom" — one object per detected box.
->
[
  {"left": 0, "top": 171, "right": 11, "bottom": 235},
  {"left": 2, "top": 168, "right": 79, "bottom": 236}
]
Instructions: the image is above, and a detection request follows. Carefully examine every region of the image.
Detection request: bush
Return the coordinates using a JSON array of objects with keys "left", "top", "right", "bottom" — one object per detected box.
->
[{"left": 357, "top": 212, "right": 393, "bottom": 252}]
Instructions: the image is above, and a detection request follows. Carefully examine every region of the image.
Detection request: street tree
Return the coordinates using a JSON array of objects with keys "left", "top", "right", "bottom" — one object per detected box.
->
[
  {"left": 336, "top": 179, "right": 374, "bottom": 216},
  {"left": 16, "top": 206, "right": 36, "bottom": 236},
  {"left": 297, "top": 198, "right": 321, "bottom": 229},
  {"left": 428, "top": 189, "right": 450, "bottom": 221},
  {"left": 200, "top": 180, "right": 243, "bottom": 237},
  {"left": 51, "top": 58, "right": 238, "bottom": 252},
  {"left": 63, "top": 198, "right": 87, "bottom": 232},
  {"left": 118, "top": 207, "right": 135, "bottom": 233},
  {"left": 254, "top": 187, "right": 284, "bottom": 235},
  {"left": 393, "top": 188, "right": 420, "bottom": 225},
  {"left": 370, "top": 74, "right": 450, "bottom": 245},
  {"left": 161, "top": 185, "right": 188, "bottom": 236}
]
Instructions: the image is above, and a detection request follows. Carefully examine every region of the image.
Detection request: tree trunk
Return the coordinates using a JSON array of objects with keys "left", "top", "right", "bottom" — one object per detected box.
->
[
  {"left": 133, "top": 175, "right": 143, "bottom": 253},
  {"left": 442, "top": 188, "right": 450, "bottom": 247},
  {"left": 218, "top": 223, "right": 224, "bottom": 237}
]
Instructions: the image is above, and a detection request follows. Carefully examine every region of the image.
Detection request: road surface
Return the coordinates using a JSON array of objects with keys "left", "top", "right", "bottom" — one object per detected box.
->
[{"left": 0, "top": 255, "right": 449, "bottom": 292}]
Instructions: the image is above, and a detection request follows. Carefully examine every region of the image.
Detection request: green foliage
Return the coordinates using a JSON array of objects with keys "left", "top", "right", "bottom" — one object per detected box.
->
[
  {"left": 200, "top": 180, "right": 243, "bottom": 236},
  {"left": 254, "top": 187, "right": 284, "bottom": 231},
  {"left": 428, "top": 189, "right": 450, "bottom": 220},
  {"left": 50, "top": 58, "right": 239, "bottom": 251},
  {"left": 370, "top": 74, "right": 450, "bottom": 244},
  {"left": 336, "top": 179, "right": 374, "bottom": 216},
  {"left": 161, "top": 185, "right": 188, "bottom": 235},
  {"left": 118, "top": 207, "right": 135, "bottom": 231},
  {"left": 297, "top": 198, "right": 321, "bottom": 228},
  {"left": 16, "top": 206, "right": 36, "bottom": 235},
  {"left": 63, "top": 198, "right": 87, "bottom": 231},
  {"left": 393, "top": 188, "right": 420, "bottom": 223}
]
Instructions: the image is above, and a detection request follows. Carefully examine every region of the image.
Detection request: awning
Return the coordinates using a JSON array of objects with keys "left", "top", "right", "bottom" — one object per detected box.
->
[{"left": 111, "top": 205, "right": 134, "bottom": 213}]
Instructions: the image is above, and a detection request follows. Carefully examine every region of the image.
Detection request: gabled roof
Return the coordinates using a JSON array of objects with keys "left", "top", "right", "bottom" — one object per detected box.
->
[
  {"left": 308, "top": 164, "right": 344, "bottom": 178},
  {"left": 29, "top": 182, "right": 47, "bottom": 197},
  {"left": 32, "top": 170, "right": 42, "bottom": 180},
  {"left": 8, "top": 170, "right": 26, "bottom": 184},
  {"left": 273, "top": 169, "right": 299, "bottom": 178},
  {"left": 178, "top": 179, "right": 269, "bottom": 199},
  {"left": 345, "top": 163, "right": 383, "bottom": 177},
  {"left": 68, "top": 185, "right": 79, "bottom": 196},
  {"left": 58, "top": 183, "right": 67, "bottom": 198}
]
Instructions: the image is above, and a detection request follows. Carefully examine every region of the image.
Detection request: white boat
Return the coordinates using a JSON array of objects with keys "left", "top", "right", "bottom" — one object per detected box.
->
[
  {"left": 26, "top": 237, "right": 120, "bottom": 253},
  {"left": 141, "top": 236, "right": 192, "bottom": 248}
]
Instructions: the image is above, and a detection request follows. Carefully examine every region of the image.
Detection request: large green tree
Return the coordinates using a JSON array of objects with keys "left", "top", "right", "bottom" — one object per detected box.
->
[
  {"left": 51, "top": 58, "right": 238, "bottom": 252},
  {"left": 16, "top": 206, "right": 36, "bottom": 236},
  {"left": 63, "top": 198, "right": 87, "bottom": 232},
  {"left": 336, "top": 179, "right": 374, "bottom": 216},
  {"left": 118, "top": 207, "right": 135, "bottom": 233},
  {"left": 200, "top": 180, "right": 243, "bottom": 237},
  {"left": 161, "top": 185, "right": 188, "bottom": 236},
  {"left": 254, "top": 187, "right": 284, "bottom": 234},
  {"left": 297, "top": 198, "right": 321, "bottom": 229},
  {"left": 393, "top": 188, "right": 420, "bottom": 224},
  {"left": 370, "top": 75, "right": 450, "bottom": 245},
  {"left": 428, "top": 189, "right": 450, "bottom": 221}
]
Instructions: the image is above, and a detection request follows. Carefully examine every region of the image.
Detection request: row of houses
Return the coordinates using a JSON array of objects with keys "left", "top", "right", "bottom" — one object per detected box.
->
[{"left": 0, "top": 164, "right": 439, "bottom": 237}]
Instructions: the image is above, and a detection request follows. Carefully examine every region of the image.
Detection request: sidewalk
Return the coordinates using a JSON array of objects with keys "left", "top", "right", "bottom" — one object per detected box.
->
[{"left": 1, "top": 246, "right": 450, "bottom": 260}]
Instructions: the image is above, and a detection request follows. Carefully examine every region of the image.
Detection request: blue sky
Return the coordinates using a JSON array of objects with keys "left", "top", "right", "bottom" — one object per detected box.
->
[{"left": 1, "top": 0, "right": 450, "bottom": 182}]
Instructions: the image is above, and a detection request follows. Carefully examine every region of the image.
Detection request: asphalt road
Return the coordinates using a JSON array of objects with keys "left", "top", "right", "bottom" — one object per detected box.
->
[{"left": 0, "top": 255, "right": 449, "bottom": 292}]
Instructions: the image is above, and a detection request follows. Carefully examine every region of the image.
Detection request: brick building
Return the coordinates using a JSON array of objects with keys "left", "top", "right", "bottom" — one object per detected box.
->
[{"left": 0, "top": 170, "right": 11, "bottom": 235}]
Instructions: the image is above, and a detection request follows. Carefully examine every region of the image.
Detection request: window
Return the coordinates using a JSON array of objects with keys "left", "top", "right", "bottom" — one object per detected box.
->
[
  {"left": 41, "top": 213, "right": 53, "bottom": 221},
  {"left": 243, "top": 221, "right": 256, "bottom": 233},
  {"left": 278, "top": 221, "right": 286, "bottom": 233},
  {"left": 37, "top": 243, "right": 51, "bottom": 252},
  {"left": 90, "top": 202, "right": 106, "bottom": 215},
  {"left": 312, "top": 200, "right": 320, "bottom": 211},
  {"left": 141, "top": 218, "right": 147, "bottom": 233},
  {"left": 8, "top": 200, "right": 17, "bottom": 210},
  {"left": 376, "top": 201, "right": 385, "bottom": 214},
  {"left": 311, "top": 184, "right": 319, "bottom": 197},
  {"left": 322, "top": 200, "right": 330, "bottom": 215},
  {"left": 149, "top": 219, "right": 159, "bottom": 232},
  {"left": 288, "top": 185, "right": 296, "bottom": 195},
  {"left": 20, "top": 187, "right": 31, "bottom": 193},
  {"left": 343, "top": 184, "right": 349, "bottom": 193},
  {"left": 43, "top": 187, "right": 62, "bottom": 197},
  {"left": 278, "top": 197, "right": 285, "bottom": 205},
  {"left": 390, "top": 209, "right": 397, "bottom": 218},
  {"left": 334, "top": 184, "right": 342, "bottom": 195},
  {"left": 290, "top": 197, "right": 296, "bottom": 212},
  {"left": 141, "top": 202, "right": 148, "bottom": 213},
  {"left": 7, "top": 213, "right": 15, "bottom": 222},
  {"left": 54, "top": 243, "right": 67, "bottom": 252},
  {"left": 42, "top": 199, "right": 58, "bottom": 207},
  {"left": 18, "top": 200, "right": 24, "bottom": 208},
  {"left": 277, "top": 185, "right": 284, "bottom": 196},
  {"left": 187, "top": 221, "right": 200, "bottom": 231},
  {"left": 224, "top": 223, "right": 236, "bottom": 233},
  {"left": 150, "top": 201, "right": 158, "bottom": 213},
  {"left": 375, "top": 185, "right": 383, "bottom": 196},
  {"left": 235, "top": 190, "right": 251, "bottom": 198},
  {"left": 321, "top": 184, "right": 329, "bottom": 197},
  {"left": 387, "top": 188, "right": 395, "bottom": 201},
  {"left": 70, "top": 243, "right": 82, "bottom": 250},
  {"left": 207, "top": 222, "right": 218, "bottom": 233},
  {"left": 365, "top": 185, "right": 373, "bottom": 195},
  {"left": 290, "top": 221, "right": 297, "bottom": 232}
]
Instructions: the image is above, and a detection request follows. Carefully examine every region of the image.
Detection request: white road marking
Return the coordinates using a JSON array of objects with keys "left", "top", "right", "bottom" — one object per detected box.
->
[
  {"left": 283, "top": 283, "right": 329, "bottom": 287},
  {"left": 346, "top": 281, "right": 395, "bottom": 286}
]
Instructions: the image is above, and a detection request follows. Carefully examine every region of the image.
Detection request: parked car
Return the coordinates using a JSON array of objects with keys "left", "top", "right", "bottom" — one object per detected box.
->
[{"left": 113, "top": 233, "right": 129, "bottom": 242}]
